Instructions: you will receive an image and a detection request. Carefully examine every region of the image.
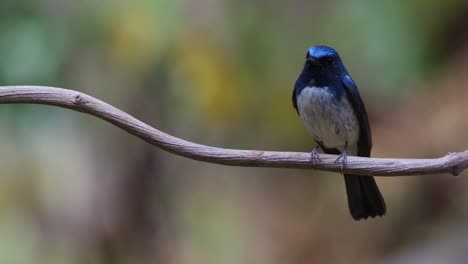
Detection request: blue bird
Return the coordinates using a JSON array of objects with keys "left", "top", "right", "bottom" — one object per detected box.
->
[{"left": 292, "top": 45, "right": 386, "bottom": 220}]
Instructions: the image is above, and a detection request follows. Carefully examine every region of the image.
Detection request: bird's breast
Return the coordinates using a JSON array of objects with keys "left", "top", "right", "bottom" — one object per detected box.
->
[{"left": 297, "top": 86, "right": 359, "bottom": 153}]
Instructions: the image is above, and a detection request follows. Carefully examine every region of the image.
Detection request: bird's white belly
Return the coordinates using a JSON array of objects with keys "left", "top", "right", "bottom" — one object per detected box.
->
[{"left": 297, "top": 86, "right": 359, "bottom": 153}]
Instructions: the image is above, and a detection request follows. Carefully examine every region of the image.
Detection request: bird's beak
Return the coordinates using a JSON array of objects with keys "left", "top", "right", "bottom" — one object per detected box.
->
[{"left": 306, "top": 57, "right": 319, "bottom": 65}]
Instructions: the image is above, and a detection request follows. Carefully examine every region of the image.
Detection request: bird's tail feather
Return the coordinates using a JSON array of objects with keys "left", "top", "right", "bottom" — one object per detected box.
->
[{"left": 344, "top": 175, "right": 386, "bottom": 220}]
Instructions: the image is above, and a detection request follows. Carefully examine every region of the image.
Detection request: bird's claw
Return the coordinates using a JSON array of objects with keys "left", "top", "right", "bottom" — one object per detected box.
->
[
  {"left": 334, "top": 151, "right": 348, "bottom": 173},
  {"left": 310, "top": 147, "right": 321, "bottom": 165}
]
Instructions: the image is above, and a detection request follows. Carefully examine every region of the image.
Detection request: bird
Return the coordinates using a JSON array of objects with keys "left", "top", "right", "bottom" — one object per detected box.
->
[{"left": 292, "top": 45, "right": 386, "bottom": 220}]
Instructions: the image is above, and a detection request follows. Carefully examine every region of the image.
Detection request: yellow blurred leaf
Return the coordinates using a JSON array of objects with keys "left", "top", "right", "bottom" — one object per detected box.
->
[{"left": 173, "top": 33, "right": 244, "bottom": 124}]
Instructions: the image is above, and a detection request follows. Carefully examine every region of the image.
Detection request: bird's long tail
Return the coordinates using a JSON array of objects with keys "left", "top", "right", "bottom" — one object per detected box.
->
[{"left": 344, "top": 175, "right": 386, "bottom": 220}]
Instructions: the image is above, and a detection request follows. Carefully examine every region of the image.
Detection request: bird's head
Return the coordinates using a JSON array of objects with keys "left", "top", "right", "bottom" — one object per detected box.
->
[
  {"left": 305, "top": 45, "right": 343, "bottom": 70},
  {"left": 300, "top": 45, "right": 348, "bottom": 86}
]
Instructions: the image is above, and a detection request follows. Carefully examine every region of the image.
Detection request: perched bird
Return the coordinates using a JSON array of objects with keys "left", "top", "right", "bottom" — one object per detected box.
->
[{"left": 292, "top": 45, "right": 386, "bottom": 220}]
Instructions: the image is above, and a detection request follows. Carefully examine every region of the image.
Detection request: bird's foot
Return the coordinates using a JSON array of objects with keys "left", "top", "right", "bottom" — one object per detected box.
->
[
  {"left": 310, "top": 147, "right": 321, "bottom": 165},
  {"left": 334, "top": 151, "right": 348, "bottom": 173}
]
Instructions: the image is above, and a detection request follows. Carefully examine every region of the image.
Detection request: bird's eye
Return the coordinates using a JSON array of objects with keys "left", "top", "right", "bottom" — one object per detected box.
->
[{"left": 326, "top": 57, "right": 334, "bottom": 65}]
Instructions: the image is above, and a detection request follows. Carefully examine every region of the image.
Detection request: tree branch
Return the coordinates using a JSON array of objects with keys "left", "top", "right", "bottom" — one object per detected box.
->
[{"left": 0, "top": 86, "right": 466, "bottom": 176}]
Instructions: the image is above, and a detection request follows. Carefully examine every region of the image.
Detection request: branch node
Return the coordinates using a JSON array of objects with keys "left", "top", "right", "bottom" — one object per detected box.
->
[
  {"left": 73, "top": 93, "right": 88, "bottom": 105},
  {"left": 256, "top": 151, "right": 265, "bottom": 161},
  {"left": 452, "top": 166, "right": 464, "bottom": 176}
]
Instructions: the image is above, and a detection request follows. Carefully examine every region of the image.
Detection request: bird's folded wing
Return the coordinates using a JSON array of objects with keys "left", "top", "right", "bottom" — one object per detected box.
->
[{"left": 342, "top": 75, "right": 372, "bottom": 156}]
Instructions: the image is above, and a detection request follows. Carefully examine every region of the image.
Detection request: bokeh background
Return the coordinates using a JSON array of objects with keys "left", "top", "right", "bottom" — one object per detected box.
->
[{"left": 1, "top": 0, "right": 468, "bottom": 263}]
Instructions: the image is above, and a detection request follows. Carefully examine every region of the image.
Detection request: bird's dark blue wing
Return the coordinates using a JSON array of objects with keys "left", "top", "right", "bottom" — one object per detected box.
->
[
  {"left": 343, "top": 75, "right": 372, "bottom": 157},
  {"left": 292, "top": 80, "right": 300, "bottom": 115}
]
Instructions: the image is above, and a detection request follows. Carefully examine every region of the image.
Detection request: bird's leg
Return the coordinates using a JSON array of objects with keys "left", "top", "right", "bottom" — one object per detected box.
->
[
  {"left": 310, "top": 146, "right": 321, "bottom": 165},
  {"left": 334, "top": 141, "right": 348, "bottom": 173}
]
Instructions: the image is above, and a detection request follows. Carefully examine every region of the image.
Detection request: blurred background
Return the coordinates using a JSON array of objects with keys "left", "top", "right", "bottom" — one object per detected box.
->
[{"left": 1, "top": 0, "right": 468, "bottom": 263}]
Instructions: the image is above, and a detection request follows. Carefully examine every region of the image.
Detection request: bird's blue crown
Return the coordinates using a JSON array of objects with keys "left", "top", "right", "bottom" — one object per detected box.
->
[{"left": 307, "top": 45, "right": 338, "bottom": 59}]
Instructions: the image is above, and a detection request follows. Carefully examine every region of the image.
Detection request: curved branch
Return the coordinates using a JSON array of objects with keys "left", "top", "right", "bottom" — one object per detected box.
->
[{"left": 0, "top": 86, "right": 466, "bottom": 176}]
